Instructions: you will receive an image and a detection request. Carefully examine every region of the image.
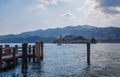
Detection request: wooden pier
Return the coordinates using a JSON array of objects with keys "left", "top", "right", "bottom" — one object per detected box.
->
[
  {"left": 0, "top": 41, "right": 44, "bottom": 72},
  {"left": 0, "top": 41, "right": 91, "bottom": 73}
]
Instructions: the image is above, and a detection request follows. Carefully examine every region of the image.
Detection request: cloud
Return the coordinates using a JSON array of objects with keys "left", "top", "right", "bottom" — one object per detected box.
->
[
  {"left": 75, "top": 0, "right": 116, "bottom": 27},
  {"left": 41, "top": 0, "right": 70, "bottom": 5},
  {"left": 36, "top": 4, "right": 46, "bottom": 10},
  {"left": 94, "top": 0, "right": 120, "bottom": 15},
  {"left": 59, "top": 0, "right": 71, "bottom": 2},
  {"left": 42, "top": 0, "right": 57, "bottom": 5},
  {"left": 96, "top": 0, "right": 120, "bottom": 7},
  {"left": 62, "top": 13, "right": 76, "bottom": 19},
  {"left": 35, "top": 0, "right": 70, "bottom": 10},
  {"left": 62, "top": 12, "right": 81, "bottom": 24}
]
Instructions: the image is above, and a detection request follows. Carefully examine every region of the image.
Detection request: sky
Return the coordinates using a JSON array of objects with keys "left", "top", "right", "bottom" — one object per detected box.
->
[{"left": 0, "top": 0, "right": 120, "bottom": 35}]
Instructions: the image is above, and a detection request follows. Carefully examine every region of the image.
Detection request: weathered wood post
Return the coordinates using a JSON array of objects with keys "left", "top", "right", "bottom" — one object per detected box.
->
[
  {"left": 87, "top": 41, "right": 91, "bottom": 65},
  {"left": 15, "top": 45, "right": 18, "bottom": 53},
  {"left": 13, "top": 47, "right": 16, "bottom": 66},
  {"left": 22, "top": 43, "right": 28, "bottom": 72},
  {"left": 35, "top": 42, "right": 41, "bottom": 63},
  {"left": 33, "top": 45, "right": 35, "bottom": 63},
  {"left": 15, "top": 45, "right": 18, "bottom": 63},
  {"left": 5, "top": 45, "right": 11, "bottom": 55},
  {"left": 0, "top": 45, "right": 2, "bottom": 72},
  {"left": 28, "top": 45, "right": 31, "bottom": 62},
  {"left": 41, "top": 42, "right": 44, "bottom": 60}
]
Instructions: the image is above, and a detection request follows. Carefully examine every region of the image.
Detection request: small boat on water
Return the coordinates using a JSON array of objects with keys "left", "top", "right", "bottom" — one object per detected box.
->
[{"left": 57, "top": 43, "right": 62, "bottom": 45}]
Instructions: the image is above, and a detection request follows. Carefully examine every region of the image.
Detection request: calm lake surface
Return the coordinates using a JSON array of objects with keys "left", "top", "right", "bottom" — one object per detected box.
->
[{"left": 0, "top": 43, "right": 120, "bottom": 77}]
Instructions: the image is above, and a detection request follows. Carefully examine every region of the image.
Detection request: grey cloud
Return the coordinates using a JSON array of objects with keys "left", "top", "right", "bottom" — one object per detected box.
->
[
  {"left": 95, "top": 0, "right": 120, "bottom": 15},
  {"left": 62, "top": 13, "right": 75, "bottom": 19},
  {"left": 102, "top": 8, "right": 120, "bottom": 15},
  {"left": 96, "top": 0, "right": 120, "bottom": 7}
]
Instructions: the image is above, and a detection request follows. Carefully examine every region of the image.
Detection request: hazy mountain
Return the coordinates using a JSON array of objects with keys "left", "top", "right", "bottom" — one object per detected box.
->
[
  {"left": 0, "top": 25, "right": 120, "bottom": 43},
  {"left": 17, "top": 25, "right": 96, "bottom": 37}
]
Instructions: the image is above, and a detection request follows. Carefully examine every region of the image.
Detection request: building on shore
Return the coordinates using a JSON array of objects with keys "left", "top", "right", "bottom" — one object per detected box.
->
[{"left": 53, "top": 35, "right": 97, "bottom": 44}]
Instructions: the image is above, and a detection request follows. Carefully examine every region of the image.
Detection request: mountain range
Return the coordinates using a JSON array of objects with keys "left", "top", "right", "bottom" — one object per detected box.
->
[{"left": 0, "top": 25, "right": 120, "bottom": 43}]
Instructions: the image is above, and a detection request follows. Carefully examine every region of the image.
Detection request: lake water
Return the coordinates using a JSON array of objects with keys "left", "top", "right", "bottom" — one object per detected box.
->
[{"left": 0, "top": 43, "right": 120, "bottom": 77}]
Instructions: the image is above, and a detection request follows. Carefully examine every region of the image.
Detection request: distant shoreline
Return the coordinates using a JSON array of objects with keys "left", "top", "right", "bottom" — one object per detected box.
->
[{"left": 0, "top": 42, "right": 120, "bottom": 44}]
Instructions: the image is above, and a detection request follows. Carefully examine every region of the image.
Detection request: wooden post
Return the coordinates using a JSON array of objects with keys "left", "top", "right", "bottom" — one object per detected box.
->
[
  {"left": 22, "top": 43, "right": 28, "bottom": 72},
  {"left": 15, "top": 45, "right": 18, "bottom": 53},
  {"left": 41, "top": 42, "right": 44, "bottom": 60},
  {"left": 87, "top": 42, "right": 90, "bottom": 65},
  {"left": 0, "top": 45, "right": 2, "bottom": 72},
  {"left": 15, "top": 45, "right": 18, "bottom": 64},
  {"left": 28, "top": 45, "right": 31, "bottom": 62},
  {"left": 35, "top": 42, "right": 41, "bottom": 63},
  {"left": 4, "top": 45, "right": 10, "bottom": 55},
  {"left": 13, "top": 47, "right": 16, "bottom": 66},
  {"left": 33, "top": 45, "right": 35, "bottom": 63}
]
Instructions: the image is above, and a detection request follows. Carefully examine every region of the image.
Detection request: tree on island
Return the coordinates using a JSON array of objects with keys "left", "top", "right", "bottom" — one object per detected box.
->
[{"left": 90, "top": 38, "right": 97, "bottom": 43}]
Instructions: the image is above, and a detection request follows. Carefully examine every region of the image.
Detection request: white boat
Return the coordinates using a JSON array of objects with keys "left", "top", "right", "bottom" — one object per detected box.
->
[{"left": 57, "top": 43, "right": 62, "bottom": 45}]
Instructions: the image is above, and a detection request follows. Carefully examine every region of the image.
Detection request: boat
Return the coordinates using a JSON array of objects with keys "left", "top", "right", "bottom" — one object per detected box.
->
[{"left": 57, "top": 43, "right": 62, "bottom": 45}]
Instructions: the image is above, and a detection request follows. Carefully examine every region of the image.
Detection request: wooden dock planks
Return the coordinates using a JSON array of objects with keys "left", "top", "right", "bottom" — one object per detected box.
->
[{"left": 0, "top": 41, "right": 44, "bottom": 72}]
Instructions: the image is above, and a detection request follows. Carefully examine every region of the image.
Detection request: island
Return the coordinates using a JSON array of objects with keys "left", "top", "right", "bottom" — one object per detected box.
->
[{"left": 53, "top": 35, "right": 97, "bottom": 44}]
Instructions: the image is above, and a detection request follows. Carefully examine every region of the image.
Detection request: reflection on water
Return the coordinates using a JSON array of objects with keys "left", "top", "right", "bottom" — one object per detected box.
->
[{"left": 0, "top": 43, "right": 120, "bottom": 77}]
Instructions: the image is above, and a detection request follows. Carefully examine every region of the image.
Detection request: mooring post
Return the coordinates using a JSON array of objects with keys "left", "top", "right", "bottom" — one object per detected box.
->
[
  {"left": 22, "top": 43, "right": 28, "bottom": 73},
  {"left": 13, "top": 47, "right": 16, "bottom": 66},
  {"left": 0, "top": 45, "right": 2, "bottom": 72},
  {"left": 35, "top": 42, "right": 41, "bottom": 63},
  {"left": 87, "top": 42, "right": 91, "bottom": 65},
  {"left": 15, "top": 45, "right": 18, "bottom": 53},
  {"left": 5, "top": 45, "right": 10, "bottom": 55},
  {"left": 41, "top": 42, "right": 44, "bottom": 60},
  {"left": 28, "top": 45, "right": 31, "bottom": 62},
  {"left": 5, "top": 44, "right": 9, "bottom": 48},
  {"left": 15, "top": 45, "right": 18, "bottom": 64},
  {"left": 33, "top": 45, "right": 35, "bottom": 63}
]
